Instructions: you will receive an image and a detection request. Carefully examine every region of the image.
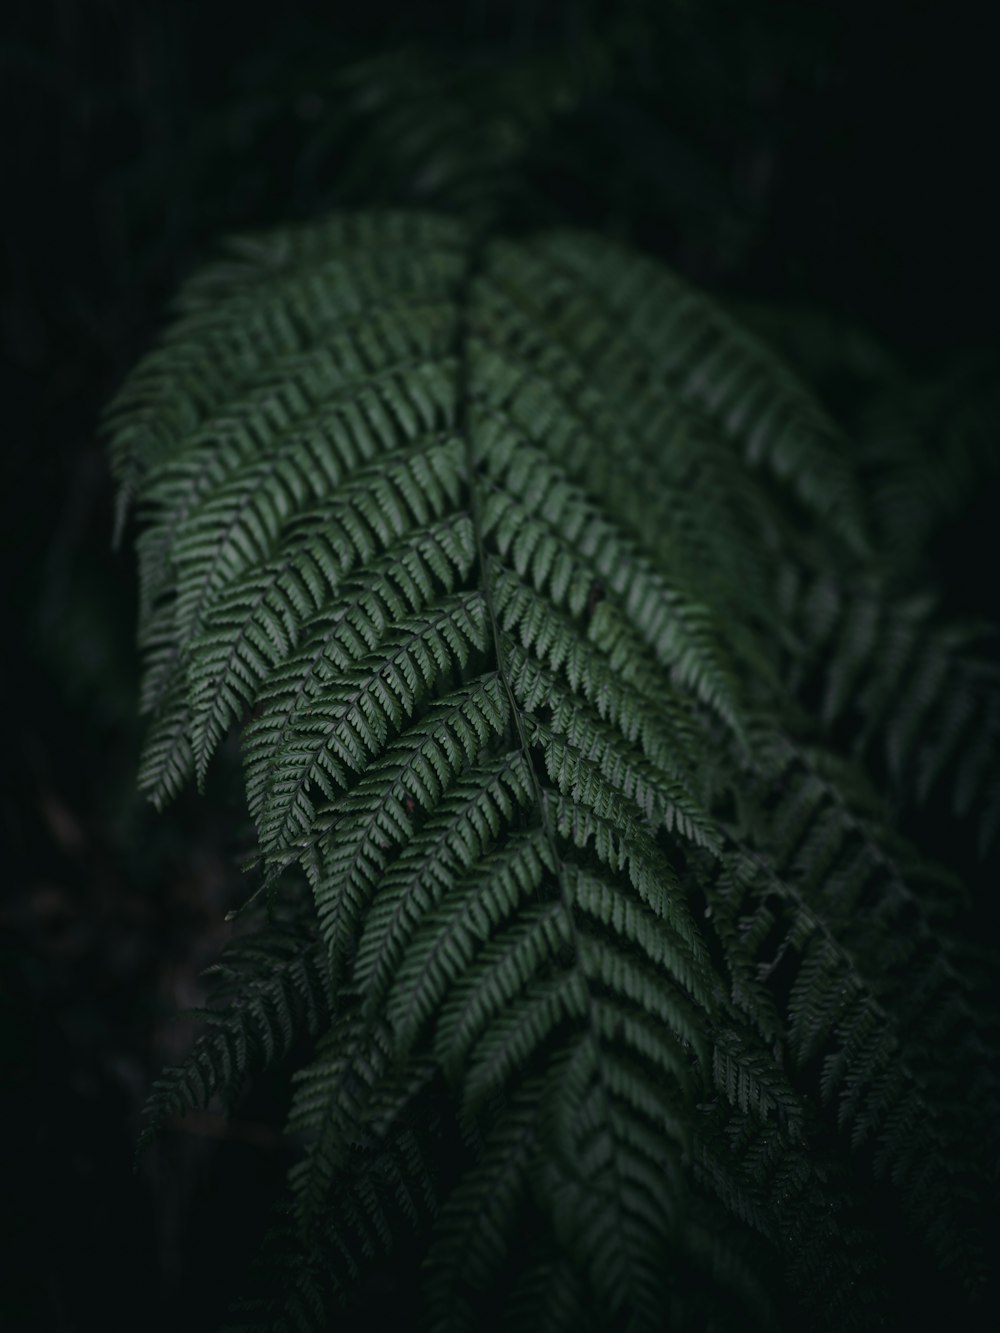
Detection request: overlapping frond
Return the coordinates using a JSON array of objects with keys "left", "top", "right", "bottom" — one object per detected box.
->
[
  {"left": 784, "top": 572, "right": 1000, "bottom": 854},
  {"left": 710, "top": 735, "right": 997, "bottom": 1289},
  {"left": 139, "top": 898, "right": 330, "bottom": 1153}
]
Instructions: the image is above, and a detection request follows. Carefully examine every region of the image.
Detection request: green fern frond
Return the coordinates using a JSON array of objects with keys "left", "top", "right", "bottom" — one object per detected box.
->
[
  {"left": 138, "top": 899, "right": 330, "bottom": 1153},
  {"left": 117, "top": 208, "right": 996, "bottom": 1330},
  {"left": 786, "top": 573, "right": 1000, "bottom": 853},
  {"left": 712, "top": 745, "right": 996, "bottom": 1289}
]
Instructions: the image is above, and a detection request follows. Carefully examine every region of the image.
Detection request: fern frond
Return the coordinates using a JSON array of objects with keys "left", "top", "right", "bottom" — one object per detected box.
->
[
  {"left": 786, "top": 572, "right": 1000, "bottom": 853},
  {"left": 118, "top": 207, "right": 996, "bottom": 1330},
  {"left": 712, "top": 743, "right": 996, "bottom": 1290},
  {"left": 139, "top": 900, "right": 329, "bottom": 1152}
]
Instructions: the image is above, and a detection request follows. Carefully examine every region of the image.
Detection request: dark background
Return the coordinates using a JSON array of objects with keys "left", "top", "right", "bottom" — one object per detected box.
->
[{"left": 2, "top": 2, "right": 997, "bottom": 1328}]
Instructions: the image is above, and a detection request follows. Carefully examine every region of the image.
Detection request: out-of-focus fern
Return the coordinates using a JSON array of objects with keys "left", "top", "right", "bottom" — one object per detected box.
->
[
  {"left": 114, "top": 209, "right": 997, "bottom": 1330},
  {"left": 780, "top": 574, "right": 1000, "bottom": 856},
  {"left": 858, "top": 353, "right": 1000, "bottom": 577},
  {"left": 139, "top": 891, "right": 330, "bottom": 1153}
]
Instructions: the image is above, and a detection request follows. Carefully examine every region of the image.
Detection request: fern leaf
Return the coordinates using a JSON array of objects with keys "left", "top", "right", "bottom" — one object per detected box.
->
[{"left": 116, "top": 208, "right": 997, "bottom": 1331}]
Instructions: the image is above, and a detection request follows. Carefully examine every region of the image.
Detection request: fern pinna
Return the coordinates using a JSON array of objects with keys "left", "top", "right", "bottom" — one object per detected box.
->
[{"left": 110, "top": 212, "right": 997, "bottom": 1331}]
